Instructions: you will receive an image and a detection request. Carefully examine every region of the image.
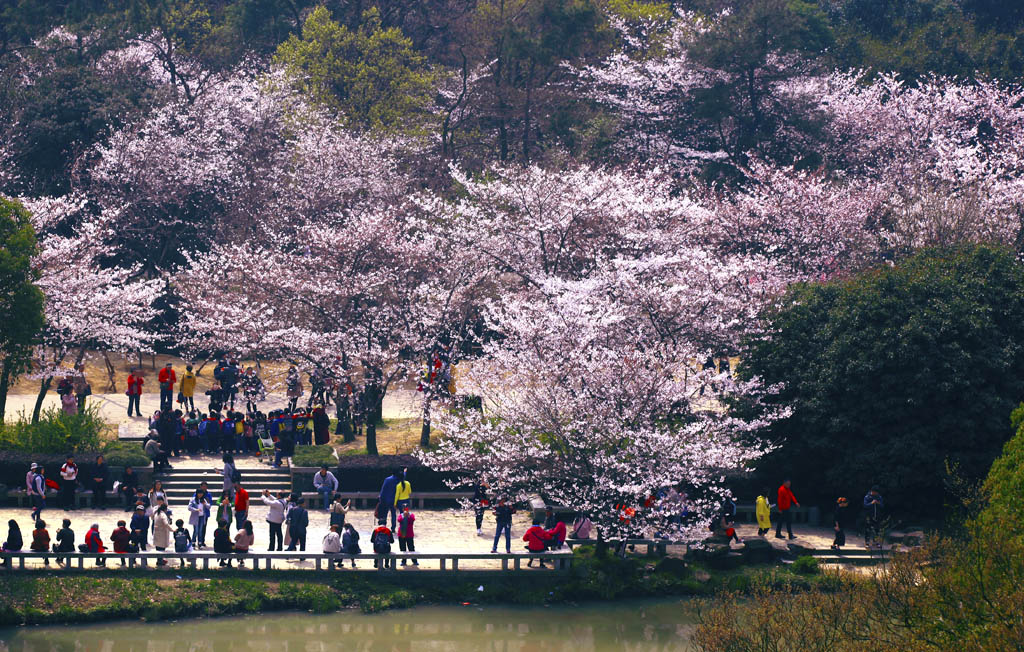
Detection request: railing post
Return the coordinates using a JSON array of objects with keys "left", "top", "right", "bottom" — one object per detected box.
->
[
  {"left": 440, "top": 557, "right": 446, "bottom": 571},
  {"left": 501, "top": 558, "right": 508, "bottom": 571},
  {"left": 514, "top": 557, "right": 520, "bottom": 570}
]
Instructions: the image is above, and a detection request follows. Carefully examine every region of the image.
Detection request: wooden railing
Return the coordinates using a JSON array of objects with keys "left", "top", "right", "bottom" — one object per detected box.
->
[{"left": 0, "top": 549, "right": 573, "bottom": 572}]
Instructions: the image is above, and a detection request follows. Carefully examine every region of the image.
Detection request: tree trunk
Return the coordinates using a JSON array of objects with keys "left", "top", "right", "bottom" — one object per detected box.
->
[
  {"left": 420, "top": 393, "right": 432, "bottom": 448},
  {"left": 102, "top": 351, "right": 117, "bottom": 392},
  {"left": 0, "top": 361, "right": 11, "bottom": 423},
  {"left": 595, "top": 532, "right": 609, "bottom": 558},
  {"left": 364, "top": 383, "right": 381, "bottom": 456},
  {"left": 31, "top": 377, "right": 52, "bottom": 424}
]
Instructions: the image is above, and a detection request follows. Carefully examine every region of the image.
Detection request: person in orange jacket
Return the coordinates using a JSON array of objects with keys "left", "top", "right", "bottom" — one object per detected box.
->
[
  {"left": 775, "top": 479, "right": 800, "bottom": 540},
  {"left": 523, "top": 519, "right": 551, "bottom": 568},
  {"left": 157, "top": 363, "right": 176, "bottom": 412}
]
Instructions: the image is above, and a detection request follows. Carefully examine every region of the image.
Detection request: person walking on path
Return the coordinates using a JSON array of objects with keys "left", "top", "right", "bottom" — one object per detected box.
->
[
  {"left": 341, "top": 523, "right": 360, "bottom": 568},
  {"left": 775, "top": 479, "right": 799, "bottom": 540},
  {"left": 126, "top": 369, "right": 144, "bottom": 417},
  {"left": 158, "top": 363, "right": 176, "bottom": 412},
  {"left": 286, "top": 366, "right": 302, "bottom": 412},
  {"left": 397, "top": 505, "right": 417, "bottom": 566},
  {"left": 59, "top": 455, "right": 78, "bottom": 511},
  {"left": 313, "top": 466, "right": 339, "bottom": 511},
  {"left": 832, "top": 496, "right": 850, "bottom": 550},
  {"left": 215, "top": 454, "right": 237, "bottom": 503},
  {"left": 234, "top": 482, "right": 249, "bottom": 530},
  {"left": 491, "top": 497, "right": 515, "bottom": 554},
  {"left": 188, "top": 488, "right": 211, "bottom": 549},
  {"left": 29, "top": 465, "right": 45, "bottom": 521},
  {"left": 472, "top": 479, "right": 489, "bottom": 535},
  {"left": 261, "top": 489, "right": 287, "bottom": 551},
  {"left": 863, "top": 486, "right": 885, "bottom": 549},
  {"left": 378, "top": 470, "right": 402, "bottom": 529},
  {"left": 179, "top": 364, "right": 197, "bottom": 411},
  {"left": 90, "top": 455, "right": 108, "bottom": 510},
  {"left": 755, "top": 487, "right": 772, "bottom": 536},
  {"left": 285, "top": 497, "right": 309, "bottom": 552}
]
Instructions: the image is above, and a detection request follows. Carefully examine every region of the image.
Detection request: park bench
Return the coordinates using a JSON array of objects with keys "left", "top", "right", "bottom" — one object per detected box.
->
[
  {"left": 0, "top": 549, "right": 574, "bottom": 573},
  {"left": 6, "top": 488, "right": 58, "bottom": 508},
  {"left": 300, "top": 491, "right": 474, "bottom": 509}
]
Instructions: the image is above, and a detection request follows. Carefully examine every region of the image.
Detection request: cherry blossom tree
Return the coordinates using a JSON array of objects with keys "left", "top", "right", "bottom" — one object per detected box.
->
[{"left": 22, "top": 196, "right": 162, "bottom": 421}]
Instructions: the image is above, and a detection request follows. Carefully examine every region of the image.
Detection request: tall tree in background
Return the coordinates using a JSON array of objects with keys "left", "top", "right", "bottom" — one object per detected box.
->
[{"left": 0, "top": 197, "right": 45, "bottom": 422}]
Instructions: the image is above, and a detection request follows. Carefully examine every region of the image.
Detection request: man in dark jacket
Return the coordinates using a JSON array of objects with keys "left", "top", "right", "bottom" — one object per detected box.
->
[
  {"left": 130, "top": 504, "right": 150, "bottom": 550},
  {"left": 53, "top": 518, "right": 74, "bottom": 565},
  {"left": 120, "top": 466, "right": 139, "bottom": 511},
  {"left": 91, "top": 455, "right": 109, "bottom": 509},
  {"left": 863, "top": 486, "right": 885, "bottom": 548},
  {"left": 378, "top": 470, "right": 402, "bottom": 529},
  {"left": 285, "top": 497, "right": 308, "bottom": 552}
]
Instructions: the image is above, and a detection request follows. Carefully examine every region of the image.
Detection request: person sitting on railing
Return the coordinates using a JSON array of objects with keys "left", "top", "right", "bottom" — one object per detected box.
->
[
  {"left": 31, "top": 520, "right": 50, "bottom": 566},
  {"left": 80, "top": 523, "right": 106, "bottom": 566},
  {"left": 130, "top": 505, "right": 150, "bottom": 551},
  {"left": 52, "top": 518, "right": 74, "bottom": 566},
  {"left": 233, "top": 520, "right": 254, "bottom": 568},
  {"left": 1, "top": 520, "right": 22, "bottom": 566},
  {"left": 322, "top": 524, "right": 342, "bottom": 568},
  {"left": 523, "top": 520, "right": 552, "bottom": 568},
  {"left": 545, "top": 520, "right": 567, "bottom": 550},
  {"left": 341, "top": 523, "right": 360, "bottom": 569},
  {"left": 214, "top": 520, "right": 232, "bottom": 567},
  {"left": 110, "top": 520, "right": 132, "bottom": 565}
]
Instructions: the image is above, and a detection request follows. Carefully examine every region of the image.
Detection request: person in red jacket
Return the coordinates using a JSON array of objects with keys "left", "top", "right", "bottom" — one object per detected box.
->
[
  {"left": 234, "top": 483, "right": 249, "bottom": 531},
  {"left": 126, "top": 369, "right": 144, "bottom": 417},
  {"left": 523, "top": 520, "right": 551, "bottom": 568},
  {"left": 158, "top": 363, "right": 176, "bottom": 412},
  {"left": 110, "top": 520, "right": 132, "bottom": 565},
  {"left": 545, "top": 520, "right": 567, "bottom": 550},
  {"left": 775, "top": 479, "right": 800, "bottom": 540},
  {"left": 83, "top": 522, "right": 106, "bottom": 566}
]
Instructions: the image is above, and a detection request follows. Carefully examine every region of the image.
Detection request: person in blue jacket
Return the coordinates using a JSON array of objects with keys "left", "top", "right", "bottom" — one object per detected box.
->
[{"left": 378, "top": 469, "right": 403, "bottom": 529}]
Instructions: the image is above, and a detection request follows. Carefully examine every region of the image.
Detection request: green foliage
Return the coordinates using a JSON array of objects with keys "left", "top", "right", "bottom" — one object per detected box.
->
[
  {"left": 975, "top": 403, "right": 1024, "bottom": 540},
  {"left": 292, "top": 444, "right": 337, "bottom": 467},
  {"left": 274, "top": 7, "right": 434, "bottom": 132},
  {"left": 100, "top": 439, "right": 151, "bottom": 468},
  {"left": 791, "top": 556, "right": 820, "bottom": 575},
  {"left": 0, "top": 406, "right": 106, "bottom": 454},
  {"left": 742, "top": 245, "right": 1024, "bottom": 514}
]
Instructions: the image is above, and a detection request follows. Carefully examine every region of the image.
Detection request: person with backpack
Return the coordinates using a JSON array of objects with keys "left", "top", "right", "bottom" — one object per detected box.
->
[
  {"left": 371, "top": 519, "right": 394, "bottom": 568},
  {"left": 216, "top": 454, "right": 237, "bottom": 503},
  {"left": 188, "top": 487, "right": 211, "bottom": 549},
  {"left": 234, "top": 482, "right": 249, "bottom": 530},
  {"left": 172, "top": 519, "right": 192, "bottom": 567},
  {"left": 341, "top": 523, "right": 360, "bottom": 568},
  {"left": 200, "top": 412, "right": 219, "bottom": 453},
  {"left": 285, "top": 497, "right": 308, "bottom": 552},
  {"left": 396, "top": 506, "right": 417, "bottom": 566},
  {"left": 571, "top": 514, "right": 593, "bottom": 539},
  {"left": 220, "top": 415, "right": 237, "bottom": 458},
  {"left": 490, "top": 497, "right": 515, "bottom": 554}
]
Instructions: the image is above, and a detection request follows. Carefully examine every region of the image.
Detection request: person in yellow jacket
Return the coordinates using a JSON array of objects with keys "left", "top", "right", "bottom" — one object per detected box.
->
[
  {"left": 755, "top": 487, "right": 772, "bottom": 536},
  {"left": 394, "top": 477, "right": 413, "bottom": 512},
  {"left": 179, "top": 364, "right": 197, "bottom": 411}
]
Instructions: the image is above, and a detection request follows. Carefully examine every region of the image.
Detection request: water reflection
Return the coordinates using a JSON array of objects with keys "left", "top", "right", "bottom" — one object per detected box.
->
[{"left": 0, "top": 601, "right": 695, "bottom": 652}]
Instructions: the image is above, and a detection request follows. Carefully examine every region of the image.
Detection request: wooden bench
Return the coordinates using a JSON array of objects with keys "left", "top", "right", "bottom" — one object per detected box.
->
[
  {"left": 300, "top": 491, "right": 474, "bottom": 509},
  {"left": 0, "top": 549, "right": 574, "bottom": 573}
]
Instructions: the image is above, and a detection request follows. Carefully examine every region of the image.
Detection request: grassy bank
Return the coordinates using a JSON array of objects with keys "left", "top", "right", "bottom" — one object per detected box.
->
[{"left": 0, "top": 549, "right": 845, "bottom": 626}]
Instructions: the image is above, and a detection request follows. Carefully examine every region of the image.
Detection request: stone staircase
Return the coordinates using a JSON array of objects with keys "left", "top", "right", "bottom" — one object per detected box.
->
[{"left": 154, "top": 467, "right": 292, "bottom": 502}]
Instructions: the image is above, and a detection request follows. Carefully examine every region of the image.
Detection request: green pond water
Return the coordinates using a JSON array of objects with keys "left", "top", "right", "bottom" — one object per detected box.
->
[{"left": 0, "top": 600, "right": 696, "bottom": 651}]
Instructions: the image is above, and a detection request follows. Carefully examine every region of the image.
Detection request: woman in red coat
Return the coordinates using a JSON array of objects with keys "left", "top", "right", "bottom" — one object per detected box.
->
[{"left": 523, "top": 520, "right": 551, "bottom": 568}]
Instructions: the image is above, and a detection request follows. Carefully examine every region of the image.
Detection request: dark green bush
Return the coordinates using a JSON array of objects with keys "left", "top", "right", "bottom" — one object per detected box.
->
[
  {"left": 292, "top": 445, "right": 337, "bottom": 467},
  {"left": 101, "top": 439, "right": 150, "bottom": 468},
  {"left": 792, "top": 556, "right": 820, "bottom": 575}
]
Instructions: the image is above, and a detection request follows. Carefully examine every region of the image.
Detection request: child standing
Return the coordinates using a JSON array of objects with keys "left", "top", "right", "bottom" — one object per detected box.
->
[
  {"left": 755, "top": 487, "right": 772, "bottom": 537},
  {"left": 397, "top": 506, "right": 417, "bottom": 566}
]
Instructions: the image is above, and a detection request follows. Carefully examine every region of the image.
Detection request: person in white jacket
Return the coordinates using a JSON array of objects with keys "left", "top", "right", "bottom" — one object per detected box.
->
[
  {"left": 322, "top": 524, "right": 342, "bottom": 568},
  {"left": 261, "top": 489, "right": 288, "bottom": 551}
]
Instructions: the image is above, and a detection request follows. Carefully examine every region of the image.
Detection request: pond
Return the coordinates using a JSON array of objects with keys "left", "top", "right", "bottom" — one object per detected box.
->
[{"left": 0, "top": 600, "right": 697, "bottom": 651}]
